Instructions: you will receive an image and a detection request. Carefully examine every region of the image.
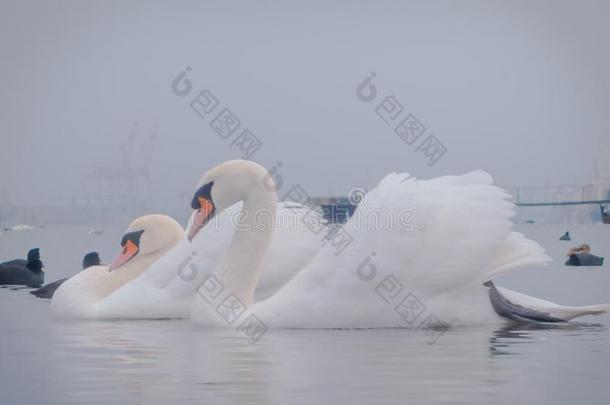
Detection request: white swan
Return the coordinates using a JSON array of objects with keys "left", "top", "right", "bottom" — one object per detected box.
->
[
  {"left": 51, "top": 215, "right": 184, "bottom": 318},
  {"left": 189, "top": 160, "right": 609, "bottom": 328},
  {"left": 52, "top": 199, "right": 324, "bottom": 319},
  {"left": 86, "top": 201, "right": 324, "bottom": 319}
]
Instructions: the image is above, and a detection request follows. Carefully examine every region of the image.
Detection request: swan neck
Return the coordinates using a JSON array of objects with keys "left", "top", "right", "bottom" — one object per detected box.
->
[{"left": 215, "top": 185, "right": 276, "bottom": 307}]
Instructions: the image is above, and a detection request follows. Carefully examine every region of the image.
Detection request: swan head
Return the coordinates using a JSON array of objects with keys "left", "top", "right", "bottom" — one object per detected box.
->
[
  {"left": 187, "top": 160, "right": 274, "bottom": 241},
  {"left": 109, "top": 214, "right": 183, "bottom": 271}
]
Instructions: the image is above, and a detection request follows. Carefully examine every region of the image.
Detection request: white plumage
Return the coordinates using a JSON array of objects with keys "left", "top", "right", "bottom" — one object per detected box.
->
[
  {"left": 188, "top": 161, "right": 608, "bottom": 328},
  {"left": 51, "top": 204, "right": 324, "bottom": 319}
]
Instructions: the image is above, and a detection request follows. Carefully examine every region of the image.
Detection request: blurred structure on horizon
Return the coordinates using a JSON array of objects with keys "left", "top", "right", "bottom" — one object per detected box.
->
[
  {"left": 71, "top": 123, "right": 156, "bottom": 224},
  {"left": 512, "top": 142, "right": 610, "bottom": 224},
  {"left": 1, "top": 139, "right": 609, "bottom": 227}
]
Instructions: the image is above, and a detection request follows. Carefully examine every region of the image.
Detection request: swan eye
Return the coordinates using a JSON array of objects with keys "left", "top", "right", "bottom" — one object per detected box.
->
[
  {"left": 119, "top": 229, "right": 144, "bottom": 247},
  {"left": 191, "top": 181, "right": 214, "bottom": 209},
  {"left": 110, "top": 230, "right": 144, "bottom": 271},
  {"left": 187, "top": 182, "right": 216, "bottom": 242}
]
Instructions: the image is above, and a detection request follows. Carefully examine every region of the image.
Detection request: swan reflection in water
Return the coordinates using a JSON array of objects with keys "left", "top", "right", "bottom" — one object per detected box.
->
[
  {"left": 488, "top": 322, "right": 607, "bottom": 357},
  {"left": 44, "top": 318, "right": 606, "bottom": 405}
]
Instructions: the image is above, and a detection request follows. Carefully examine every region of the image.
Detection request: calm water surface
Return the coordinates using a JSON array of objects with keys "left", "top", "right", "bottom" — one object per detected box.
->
[{"left": 1, "top": 224, "right": 609, "bottom": 404}]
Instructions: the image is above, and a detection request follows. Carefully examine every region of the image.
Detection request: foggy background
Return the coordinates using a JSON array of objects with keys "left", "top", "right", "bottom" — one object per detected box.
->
[{"left": 1, "top": 0, "right": 609, "bottom": 224}]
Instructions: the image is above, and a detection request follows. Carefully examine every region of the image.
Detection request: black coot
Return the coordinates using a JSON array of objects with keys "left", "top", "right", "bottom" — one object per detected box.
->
[{"left": 0, "top": 248, "right": 45, "bottom": 288}]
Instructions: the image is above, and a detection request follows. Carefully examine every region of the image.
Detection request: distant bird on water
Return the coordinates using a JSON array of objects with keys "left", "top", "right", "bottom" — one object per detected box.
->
[
  {"left": 565, "top": 244, "right": 605, "bottom": 267},
  {"left": 0, "top": 248, "right": 45, "bottom": 288}
]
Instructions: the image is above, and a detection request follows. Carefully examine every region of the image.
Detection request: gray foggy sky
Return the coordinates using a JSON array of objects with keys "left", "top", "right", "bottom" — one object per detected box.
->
[{"left": 1, "top": 0, "right": 609, "bottom": 208}]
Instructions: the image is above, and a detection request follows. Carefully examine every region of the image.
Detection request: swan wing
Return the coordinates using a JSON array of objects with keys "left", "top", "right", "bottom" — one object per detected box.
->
[{"left": 254, "top": 170, "right": 550, "bottom": 327}]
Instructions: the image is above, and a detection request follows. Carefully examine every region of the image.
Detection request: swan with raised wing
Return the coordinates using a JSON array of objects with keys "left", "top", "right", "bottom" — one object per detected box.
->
[{"left": 189, "top": 160, "right": 609, "bottom": 328}]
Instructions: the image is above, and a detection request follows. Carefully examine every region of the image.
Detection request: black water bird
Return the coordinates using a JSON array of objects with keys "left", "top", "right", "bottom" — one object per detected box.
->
[
  {"left": 0, "top": 248, "right": 45, "bottom": 288},
  {"left": 565, "top": 244, "right": 604, "bottom": 267}
]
